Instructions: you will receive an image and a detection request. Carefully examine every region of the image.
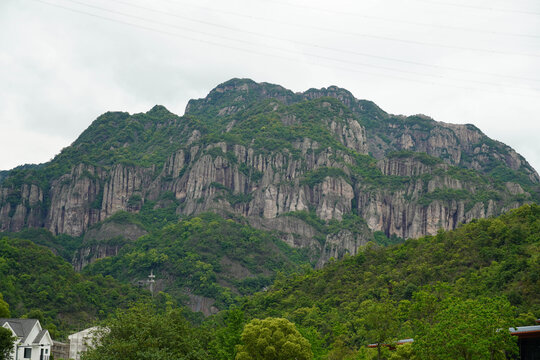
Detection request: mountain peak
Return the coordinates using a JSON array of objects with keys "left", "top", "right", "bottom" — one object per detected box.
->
[{"left": 146, "top": 104, "right": 172, "bottom": 116}]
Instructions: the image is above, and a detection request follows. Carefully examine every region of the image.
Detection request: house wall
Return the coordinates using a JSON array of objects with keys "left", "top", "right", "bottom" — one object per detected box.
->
[
  {"left": 68, "top": 327, "right": 99, "bottom": 360},
  {"left": 15, "top": 343, "right": 52, "bottom": 360}
]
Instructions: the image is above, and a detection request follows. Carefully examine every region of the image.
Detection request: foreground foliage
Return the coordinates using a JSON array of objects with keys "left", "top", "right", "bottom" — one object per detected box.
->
[
  {"left": 0, "top": 204, "right": 537, "bottom": 359},
  {"left": 0, "top": 327, "right": 15, "bottom": 360},
  {"left": 236, "top": 317, "right": 313, "bottom": 360},
  {"left": 82, "top": 303, "right": 210, "bottom": 360}
]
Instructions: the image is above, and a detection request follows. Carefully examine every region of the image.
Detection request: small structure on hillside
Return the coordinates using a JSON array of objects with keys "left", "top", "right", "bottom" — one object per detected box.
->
[
  {"left": 0, "top": 318, "right": 53, "bottom": 360},
  {"left": 137, "top": 270, "right": 157, "bottom": 297},
  {"left": 367, "top": 338, "right": 413, "bottom": 350}
]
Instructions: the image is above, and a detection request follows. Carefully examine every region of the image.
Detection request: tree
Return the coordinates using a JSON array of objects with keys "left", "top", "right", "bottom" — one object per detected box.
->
[
  {"left": 0, "top": 327, "right": 16, "bottom": 360},
  {"left": 235, "top": 317, "right": 313, "bottom": 360},
  {"left": 82, "top": 302, "right": 209, "bottom": 360},
  {"left": 0, "top": 293, "right": 9, "bottom": 318},
  {"left": 414, "top": 297, "right": 518, "bottom": 360},
  {"left": 357, "top": 299, "right": 400, "bottom": 360},
  {"left": 209, "top": 308, "right": 245, "bottom": 360}
]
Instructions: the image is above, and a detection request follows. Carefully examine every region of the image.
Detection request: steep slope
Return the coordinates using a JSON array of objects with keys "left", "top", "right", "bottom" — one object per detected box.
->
[
  {"left": 240, "top": 204, "right": 540, "bottom": 353},
  {"left": 82, "top": 212, "right": 311, "bottom": 315},
  {"left": 0, "top": 235, "right": 148, "bottom": 337},
  {"left": 0, "top": 78, "right": 538, "bottom": 268}
]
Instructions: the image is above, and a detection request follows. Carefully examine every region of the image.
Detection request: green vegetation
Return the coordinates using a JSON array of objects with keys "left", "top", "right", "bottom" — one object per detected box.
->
[
  {"left": 0, "top": 79, "right": 538, "bottom": 358},
  {"left": 81, "top": 303, "right": 210, "bottom": 360},
  {"left": 387, "top": 150, "right": 441, "bottom": 166},
  {"left": 83, "top": 213, "right": 310, "bottom": 307},
  {"left": 414, "top": 296, "right": 517, "bottom": 360},
  {"left": 236, "top": 317, "right": 313, "bottom": 360},
  {"left": 238, "top": 204, "right": 539, "bottom": 357},
  {"left": 300, "top": 167, "right": 350, "bottom": 187},
  {"left": 0, "top": 326, "right": 16, "bottom": 360},
  {"left": 0, "top": 204, "right": 537, "bottom": 358},
  {"left": 65, "top": 205, "right": 537, "bottom": 359},
  {"left": 2, "top": 228, "right": 79, "bottom": 262},
  {"left": 0, "top": 236, "right": 148, "bottom": 338},
  {"left": 0, "top": 293, "right": 9, "bottom": 318}
]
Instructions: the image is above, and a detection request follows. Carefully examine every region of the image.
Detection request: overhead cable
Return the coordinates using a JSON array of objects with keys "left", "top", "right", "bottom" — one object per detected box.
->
[{"left": 27, "top": 0, "right": 540, "bottom": 98}]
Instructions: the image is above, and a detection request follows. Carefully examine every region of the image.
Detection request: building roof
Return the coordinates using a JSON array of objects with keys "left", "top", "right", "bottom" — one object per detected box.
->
[
  {"left": 0, "top": 318, "right": 51, "bottom": 345},
  {"left": 367, "top": 338, "right": 414, "bottom": 348},
  {"left": 0, "top": 318, "right": 39, "bottom": 343},
  {"left": 34, "top": 329, "right": 49, "bottom": 344},
  {"left": 510, "top": 325, "right": 540, "bottom": 335},
  {"left": 68, "top": 326, "right": 101, "bottom": 339}
]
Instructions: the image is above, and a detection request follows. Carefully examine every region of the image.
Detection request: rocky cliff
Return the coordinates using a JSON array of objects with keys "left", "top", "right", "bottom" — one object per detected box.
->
[{"left": 1, "top": 78, "right": 538, "bottom": 269}]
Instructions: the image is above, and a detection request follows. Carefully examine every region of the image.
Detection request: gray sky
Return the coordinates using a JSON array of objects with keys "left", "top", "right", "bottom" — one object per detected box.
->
[{"left": 1, "top": 0, "right": 539, "bottom": 173}]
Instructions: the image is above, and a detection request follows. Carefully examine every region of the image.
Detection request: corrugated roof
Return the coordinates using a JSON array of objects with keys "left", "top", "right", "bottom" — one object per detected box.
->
[{"left": 509, "top": 325, "right": 540, "bottom": 334}]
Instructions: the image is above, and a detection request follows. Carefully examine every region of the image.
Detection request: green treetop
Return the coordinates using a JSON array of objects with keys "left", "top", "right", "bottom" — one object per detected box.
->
[{"left": 236, "top": 317, "right": 313, "bottom": 360}]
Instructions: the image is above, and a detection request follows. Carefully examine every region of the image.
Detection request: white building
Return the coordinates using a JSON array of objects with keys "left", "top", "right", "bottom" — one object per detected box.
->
[
  {"left": 68, "top": 327, "right": 102, "bottom": 360},
  {"left": 0, "top": 318, "right": 53, "bottom": 360}
]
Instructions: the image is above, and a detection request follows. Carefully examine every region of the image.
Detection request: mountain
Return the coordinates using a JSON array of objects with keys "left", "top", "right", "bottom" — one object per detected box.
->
[{"left": 0, "top": 78, "right": 538, "bottom": 270}]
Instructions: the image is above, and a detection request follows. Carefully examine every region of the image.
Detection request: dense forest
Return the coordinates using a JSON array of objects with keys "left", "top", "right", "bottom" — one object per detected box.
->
[
  {"left": 81, "top": 204, "right": 540, "bottom": 359},
  {"left": 1, "top": 204, "right": 538, "bottom": 358}
]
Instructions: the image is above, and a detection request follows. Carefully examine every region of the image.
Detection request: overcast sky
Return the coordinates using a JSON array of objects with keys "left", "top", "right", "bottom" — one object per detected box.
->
[{"left": 1, "top": 0, "right": 539, "bottom": 173}]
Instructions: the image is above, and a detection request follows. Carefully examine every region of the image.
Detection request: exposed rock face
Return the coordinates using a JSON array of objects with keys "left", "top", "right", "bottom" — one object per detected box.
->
[
  {"left": 1, "top": 78, "right": 538, "bottom": 269},
  {"left": 0, "top": 183, "right": 44, "bottom": 232},
  {"left": 73, "top": 221, "right": 148, "bottom": 270},
  {"left": 317, "top": 230, "right": 370, "bottom": 268},
  {"left": 100, "top": 165, "right": 154, "bottom": 218},
  {"left": 46, "top": 164, "right": 103, "bottom": 236},
  {"left": 184, "top": 293, "right": 219, "bottom": 317},
  {"left": 74, "top": 244, "right": 125, "bottom": 272}
]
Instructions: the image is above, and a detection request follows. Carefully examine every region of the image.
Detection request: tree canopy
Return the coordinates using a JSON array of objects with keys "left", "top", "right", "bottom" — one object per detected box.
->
[
  {"left": 0, "top": 327, "right": 15, "bottom": 360},
  {"left": 82, "top": 303, "right": 209, "bottom": 360},
  {"left": 236, "top": 317, "right": 313, "bottom": 360}
]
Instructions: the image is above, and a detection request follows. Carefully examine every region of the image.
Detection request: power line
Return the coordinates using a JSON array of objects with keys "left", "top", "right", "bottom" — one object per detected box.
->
[
  {"left": 414, "top": 0, "right": 540, "bottom": 16},
  {"left": 101, "top": 0, "right": 540, "bottom": 91},
  {"left": 154, "top": 0, "right": 540, "bottom": 83},
  {"left": 45, "top": 0, "right": 540, "bottom": 91},
  {"left": 259, "top": 0, "right": 540, "bottom": 37},
  {"left": 26, "top": 0, "right": 539, "bottom": 98},
  {"left": 258, "top": 0, "right": 540, "bottom": 58}
]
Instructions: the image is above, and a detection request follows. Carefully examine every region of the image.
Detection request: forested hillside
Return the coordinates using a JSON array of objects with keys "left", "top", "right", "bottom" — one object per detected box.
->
[
  {"left": 237, "top": 203, "right": 540, "bottom": 357},
  {"left": 76, "top": 204, "right": 540, "bottom": 360},
  {"left": 83, "top": 212, "right": 311, "bottom": 313},
  {"left": 0, "top": 236, "right": 148, "bottom": 338}
]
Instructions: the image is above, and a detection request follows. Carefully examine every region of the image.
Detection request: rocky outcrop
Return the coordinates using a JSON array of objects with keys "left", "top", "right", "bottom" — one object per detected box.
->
[
  {"left": 101, "top": 165, "right": 154, "bottom": 217},
  {"left": 1, "top": 78, "right": 538, "bottom": 270},
  {"left": 316, "top": 229, "right": 371, "bottom": 268},
  {"left": 73, "top": 221, "right": 148, "bottom": 270},
  {"left": 74, "top": 243, "right": 125, "bottom": 272},
  {"left": 46, "top": 164, "right": 103, "bottom": 236},
  {"left": 0, "top": 183, "right": 44, "bottom": 232},
  {"left": 184, "top": 293, "right": 219, "bottom": 316}
]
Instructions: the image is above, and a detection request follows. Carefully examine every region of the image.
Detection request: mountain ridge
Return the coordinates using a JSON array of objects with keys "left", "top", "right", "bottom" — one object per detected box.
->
[{"left": 0, "top": 78, "right": 538, "bottom": 269}]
